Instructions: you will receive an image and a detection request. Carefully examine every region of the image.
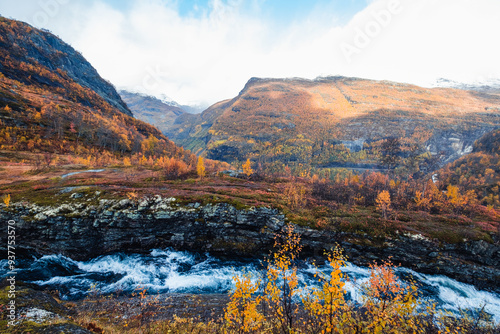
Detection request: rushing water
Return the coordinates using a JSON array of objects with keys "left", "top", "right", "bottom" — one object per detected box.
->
[{"left": 1, "top": 249, "right": 499, "bottom": 322}]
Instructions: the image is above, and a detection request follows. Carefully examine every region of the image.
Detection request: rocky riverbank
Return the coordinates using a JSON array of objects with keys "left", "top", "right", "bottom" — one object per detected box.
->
[{"left": 1, "top": 194, "right": 499, "bottom": 293}]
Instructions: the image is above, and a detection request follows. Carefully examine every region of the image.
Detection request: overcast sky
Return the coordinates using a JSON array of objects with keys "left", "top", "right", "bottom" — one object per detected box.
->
[{"left": 1, "top": 0, "right": 499, "bottom": 106}]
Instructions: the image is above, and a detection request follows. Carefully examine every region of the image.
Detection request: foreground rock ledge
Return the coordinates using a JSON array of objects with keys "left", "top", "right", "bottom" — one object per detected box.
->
[{"left": 1, "top": 197, "right": 499, "bottom": 293}]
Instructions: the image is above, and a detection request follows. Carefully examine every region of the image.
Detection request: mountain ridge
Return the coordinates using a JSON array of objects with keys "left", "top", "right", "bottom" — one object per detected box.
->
[{"left": 164, "top": 76, "right": 500, "bottom": 176}]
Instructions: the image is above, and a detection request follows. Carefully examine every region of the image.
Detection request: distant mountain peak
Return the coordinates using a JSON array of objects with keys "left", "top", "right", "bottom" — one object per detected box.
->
[
  {"left": 432, "top": 77, "right": 500, "bottom": 92},
  {"left": 166, "top": 76, "right": 500, "bottom": 170},
  {"left": 118, "top": 90, "right": 181, "bottom": 108}
]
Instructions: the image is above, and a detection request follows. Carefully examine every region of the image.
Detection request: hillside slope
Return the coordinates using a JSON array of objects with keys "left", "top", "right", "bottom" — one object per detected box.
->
[
  {"left": 0, "top": 17, "right": 191, "bottom": 162},
  {"left": 438, "top": 129, "right": 500, "bottom": 208},
  {"left": 0, "top": 17, "right": 131, "bottom": 116},
  {"left": 169, "top": 77, "right": 500, "bottom": 175}
]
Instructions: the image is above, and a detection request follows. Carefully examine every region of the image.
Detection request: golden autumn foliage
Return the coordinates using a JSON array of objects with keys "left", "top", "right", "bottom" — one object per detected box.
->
[
  {"left": 197, "top": 156, "right": 206, "bottom": 179},
  {"left": 2, "top": 194, "right": 10, "bottom": 207},
  {"left": 414, "top": 190, "right": 430, "bottom": 211},
  {"left": 301, "top": 247, "right": 347, "bottom": 333},
  {"left": 224, "top": 273, "right": 264, "bottom": 333},
  {"left": 446, "top": 185, "right": 460, "bottom": 205},
  {"left": 123, "top": 157, "right": 132, "bottom": 167},
  {"left": 361, "top": 260, "right": 420, "bottom": 334},
  {"left": 375, "top": 190, "right": 391, "bottom": 219},
  {"left": 264, "top": 224, "right": 303, "bottom": 333},
  {"left": 242, "top": 158, "right": 253, "bottom": 177},
  {"left": 221, "top": 225, "right": 484, "bottom": 334}
]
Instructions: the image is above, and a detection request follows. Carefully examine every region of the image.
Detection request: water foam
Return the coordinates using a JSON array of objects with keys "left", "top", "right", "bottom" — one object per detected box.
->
[{"left": 1, "top": 249, "right": 499, "bottom": 322}]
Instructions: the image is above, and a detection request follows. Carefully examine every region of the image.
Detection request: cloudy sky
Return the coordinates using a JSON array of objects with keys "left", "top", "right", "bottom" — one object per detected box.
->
[{"left": 1, "top": 0, "right": 499, "bottom": 107}]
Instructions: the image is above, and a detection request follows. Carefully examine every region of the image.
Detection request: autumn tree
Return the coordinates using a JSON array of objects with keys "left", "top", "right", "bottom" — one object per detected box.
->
[
  {"left": 302, "top": 247, "right": 348, "bottom": 333},
  {"left": 264, "top": 224, "right": 302, "bottom": 333},
  {"left": 414, "top": 190, "right": 430, "bottom": 211},
  {"left": 2, "top": 194, "right": 10, "bottom": 207},
  {"left": 224, "top": 273, "right": 264, "bottom": 333},
  {"left": 242, "top": 158, "right": 253, "bottom": 177},
  {"left": 163, "top": 158, "right": 188, "bottom": 180},
  {"left": 446, "top": 184, "right": 460, "bottom": 206},
  {"left": 141, "top": 134, "right": 159, "bottom": 156},
  {"left": 361, "top": 260, "right": 420, "bottom": 333},
  {"left": 375, "top": 190, "right": 391, "bottom": 219},
  {"left": 197, "top": 156, "right": 206, "bottom": 179}
]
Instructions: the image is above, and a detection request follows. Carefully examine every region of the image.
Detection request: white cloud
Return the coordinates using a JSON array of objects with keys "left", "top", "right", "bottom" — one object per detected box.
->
[{"left": 1, "top": 0, "right": 499, "bottom": 106}]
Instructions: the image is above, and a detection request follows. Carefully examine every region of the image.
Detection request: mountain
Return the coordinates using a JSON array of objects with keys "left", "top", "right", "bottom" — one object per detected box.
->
[
  {"left": 433, "top": 78, "right": 500, "bottom": 94},
  {"left": 168, "top": 76, "right": 500, "bottom": 175},
  {"left": 119, "top": 90, "right": 187, "bottom": 133},
  {"left": 0, "top": 17, "right": 131, "bottom": 116},
  {"left": 0, "top": 17, "right": 189, "bottom": 160},
  {"left": 119, "top": 90, "right": 208, "bottom": 139}
]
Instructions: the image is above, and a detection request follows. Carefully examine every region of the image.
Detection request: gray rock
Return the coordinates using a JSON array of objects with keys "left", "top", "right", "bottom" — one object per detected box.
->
[
  {"left": 154, "top": 211, "right": 172, "bottom": 219},
  {"left": 2, "top": 199, "right": 499, "bottom": 294}
]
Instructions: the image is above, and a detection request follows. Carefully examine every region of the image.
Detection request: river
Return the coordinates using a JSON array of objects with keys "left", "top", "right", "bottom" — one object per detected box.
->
[{"left": 1, "top": 248, "right": 499, "bottom": 323}]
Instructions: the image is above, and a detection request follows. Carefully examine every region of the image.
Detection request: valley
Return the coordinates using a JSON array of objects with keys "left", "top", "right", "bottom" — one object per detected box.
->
[{"left": 0, "top": 13, "right": 499, "bottom": 334}]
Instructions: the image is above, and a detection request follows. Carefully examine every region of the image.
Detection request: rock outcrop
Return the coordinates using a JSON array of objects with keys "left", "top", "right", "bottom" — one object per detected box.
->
[{"left": 0, "top": 279, "right": 93, "bottom": 333}]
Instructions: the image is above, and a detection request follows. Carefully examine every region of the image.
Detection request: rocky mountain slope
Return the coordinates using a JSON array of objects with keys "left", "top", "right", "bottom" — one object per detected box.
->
[
  {"left": 0, "top": 17, "right": 189, "bottom": 159},
  {"left": 119, "top": 90, "right": 209, "bottom": 139},
  {"left": 168, "top": 77, "right": 500, "bottom": 175},
  {"left": 0, "top": 17, "right": 131, "bottom": 116},
  {"left": 119, "top": 90, "right": 187, "bottom": 132}
]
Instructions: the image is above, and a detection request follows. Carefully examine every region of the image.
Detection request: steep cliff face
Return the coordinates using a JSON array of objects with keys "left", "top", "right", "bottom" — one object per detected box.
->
[
  {"left": 0, "top": 17, "right": 131, "bottom": 116},
  {"left": 425, "top": 128, "right": 489, "bottom": 164},
  {"left": 2, "top": 197, "right": 499, "bottom": 293}
]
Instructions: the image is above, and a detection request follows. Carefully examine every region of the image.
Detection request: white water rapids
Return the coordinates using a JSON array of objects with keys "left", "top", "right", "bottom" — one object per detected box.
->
[{"left": 1, "top": 249, "right": 499, "bottom": 323}]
